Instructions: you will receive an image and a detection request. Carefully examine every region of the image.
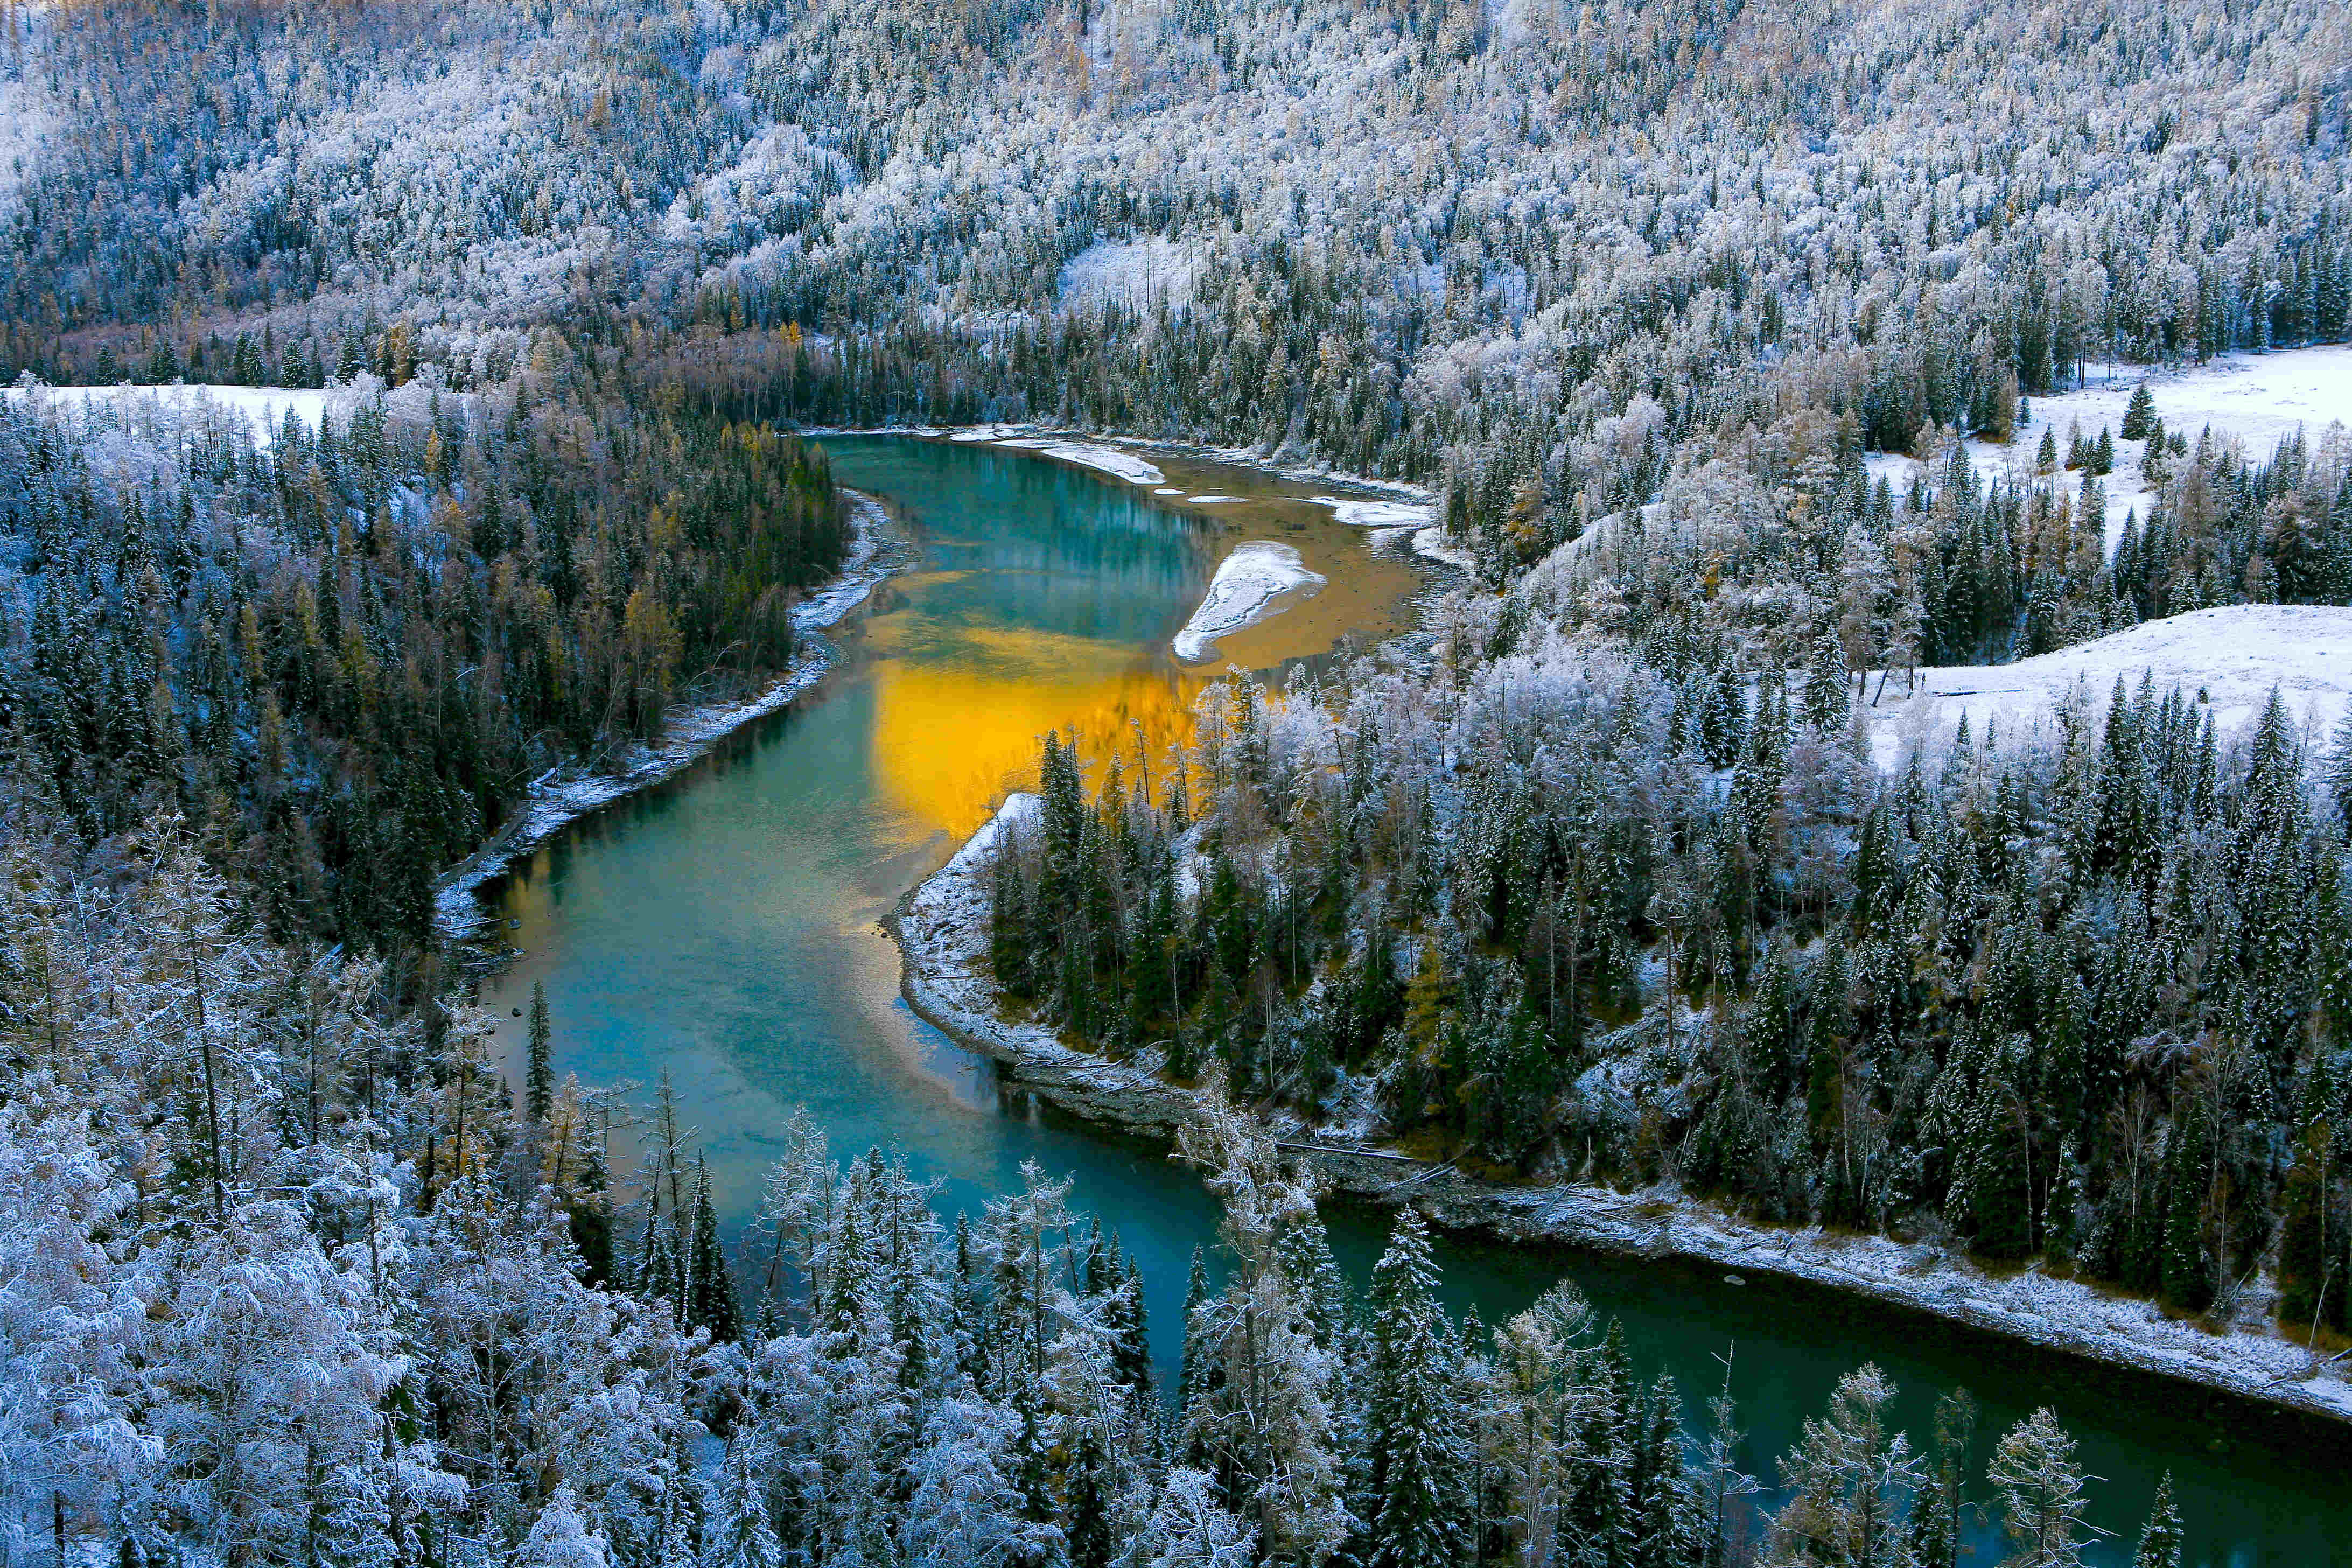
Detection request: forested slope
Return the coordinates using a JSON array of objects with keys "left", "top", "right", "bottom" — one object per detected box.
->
[
  {"left": 2, "top": 2, "right": 2351, "bottom": 1564},
  {"left": 0, "top": 356, "right": 846, "bottom": 951}
]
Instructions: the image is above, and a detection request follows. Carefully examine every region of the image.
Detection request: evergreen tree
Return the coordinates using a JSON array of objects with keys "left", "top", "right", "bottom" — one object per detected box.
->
[
  {"left": 1767, "top": 1364, "right": 1919, "bottom": 1568},
  {"left": 2276, "top": 1118, "right": 2342, "bottom": 1330},
  {"left": 2159, "top": 1096, "right": 2216, "bottom": 1313},
  {"left": 2130, "top": 1473, "right": 2183, "bottom": 1568},
  {"left": 1366, "top": 1210, "right": 1469, "bottom": 1568},
  {"left": 527, "top": 981, "right": 555, "bottom": 1126},
  {"left": 1176, "top": 1246, "right": 1213, "bottom": 1434},
  {"left": 1065, "top": 1419, "right": 1118, "bottom": 1568},
  {"left": 686, "top": 1157, "right": 743, "bottom": 1343}
]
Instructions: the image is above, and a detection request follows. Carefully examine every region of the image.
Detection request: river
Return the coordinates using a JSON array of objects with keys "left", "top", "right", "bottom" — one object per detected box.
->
[{"left": 473, "top": 435, "right": 2349, "bottom": 1566}]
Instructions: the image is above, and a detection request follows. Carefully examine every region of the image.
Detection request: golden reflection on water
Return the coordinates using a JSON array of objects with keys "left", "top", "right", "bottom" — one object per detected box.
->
[
  {"left": 864, "top": 626, "right": 1209, "bottom": 842},
  {"left": 850, "top": 444, "right": 1427, "bottom": 844}
]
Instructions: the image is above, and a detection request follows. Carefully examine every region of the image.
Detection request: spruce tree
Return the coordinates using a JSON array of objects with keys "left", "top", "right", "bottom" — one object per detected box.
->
[
  {"left": 687, "top": 1158, "right": 742, "bottom": 1343},
  {"left": 2159, "top": 1096, "right": 2215, "bottom": 1313},
  {"left": 2130, "top": 1473, "right": 2183, "bottom": 1568},
  {"left": 526, "top": 980, "right": 554, "bottom": 1126},
  {"left": 1064, "top": 1420, "right": 1118, "bottom": 1568},
  {"left": 1176, "top": 1246, "right": 1212, "bottom": 1421},
  {"left": 1803, "top": 634, "right": 1852, "bottom": 732},
  {"left": 1112, "top": 1255, "right": 1154, "bottom": 1396},
  {"left": 1905, "top": 1388, "right": 1976, "bottom": 1568},
  {"left": 1366, "top": 1209, "right": 1469, "bottom": 1568}
]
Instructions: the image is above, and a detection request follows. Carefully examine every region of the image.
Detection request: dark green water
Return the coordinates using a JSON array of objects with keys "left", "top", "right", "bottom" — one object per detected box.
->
[{"left": 477, "top": 437, "right": 2350, "bottom": 1566}]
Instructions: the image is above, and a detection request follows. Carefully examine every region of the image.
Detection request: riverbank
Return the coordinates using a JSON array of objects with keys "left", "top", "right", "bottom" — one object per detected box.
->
[
  {"left": 799, "top": 420, "right": 1469, "bottom": 572},
  {"left": 435, "top": 491, "right": 900, "bottom": 943},
  {"left": 892, "top": 793, "right": 2352, "bottom": 1429}
]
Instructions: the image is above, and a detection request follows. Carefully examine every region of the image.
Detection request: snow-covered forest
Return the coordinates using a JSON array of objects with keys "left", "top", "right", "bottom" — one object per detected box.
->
[
  {"left": 0, "top": 365, "right": 845, "bottom": 947},
  {"left": 0, "top": 828, "right": 2189, "bottom": 1568},
  {"left": 4, "top": 0, "right": 2352, "bottom": 1562}
]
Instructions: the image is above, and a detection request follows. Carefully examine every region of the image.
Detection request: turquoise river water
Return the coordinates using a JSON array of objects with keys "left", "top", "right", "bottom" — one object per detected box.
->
[{"left": 475, "top": 437, "right": 2349, "bottom": 1565}]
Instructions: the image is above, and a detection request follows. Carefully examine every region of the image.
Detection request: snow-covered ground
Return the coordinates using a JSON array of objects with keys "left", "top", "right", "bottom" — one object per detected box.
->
[
  {"left": 1057, "top": 237, "right": 1198, "bottom": 313},
  {"left": 1865, "top": 604, "right": 2352, "bottom": 766},
  {"left": 1410, "top": 526, "right": 1476, "bottom": 572},
  {"left": 1173, "top": 541, "right": 1328, "bottom": 662},
  {"left": 436, "top": 493, "right": 900, "bottom": 939},
  {"left": 894, "top": 794, "right": 2352, "bottom": 1426},
  {"left": 11, "top": 382, "right": 333, "bottom": 445},
  {"left": 919, "top": 426, "right": 1439, "bottom": 516},
  {"left": 993, "top": 437, "right": 1165, "bottom": 486},
  {"left": 0, "top": 75, "right": 59, "bottom": 217},
  {"left": 1866, "top": 345, "right": 2352, "bottom": 557},
  {"left": 1308, "top": 495, "right": 1434, "bottom": 528}
]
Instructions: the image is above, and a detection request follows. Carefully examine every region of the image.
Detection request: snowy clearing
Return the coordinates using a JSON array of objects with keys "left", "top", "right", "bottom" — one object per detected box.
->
[
  {"left": 993, "top": 437, "right": 1165, "bottom": 486},
  {"left": 1186, "top": 494, "right": 1245, "bottom": 503},
  {"left": 1173, "top": 541, "right": 1328, "bottom": 662},
  {"left": 0, "top": 75, "right": 59, "bottom": 215},
  {"left": 1865, "top": 604, "right": 2352, "bottom": 766},
  {"left": 11, "top": 382, "right": 333, "bottom": 446},
  {"left": 1056, "top": 237, "right": 1198, "bottom": 312},
  {"left": 1306, "top": 495, "right": 1434, "bottom": 527},
  {"left": 1866, "top": 345, "right": 2352, "bottom": 557}
]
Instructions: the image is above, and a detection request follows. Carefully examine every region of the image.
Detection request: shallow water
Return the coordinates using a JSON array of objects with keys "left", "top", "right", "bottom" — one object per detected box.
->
[{"left": 477, "top": 436, "right": 2349, "bottom": 1566}]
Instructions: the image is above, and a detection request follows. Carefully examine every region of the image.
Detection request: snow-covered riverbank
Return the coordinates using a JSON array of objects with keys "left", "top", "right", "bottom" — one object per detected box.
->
[
  {"left": 1174, "top": 541, "right": 1328, "bottom": 661},
  {"left": 893, "top": 794, "right": 2352, "bottom": 1429},
  {"left": 435, "top": 492, "right": 900, "bottom": 941},
  {"left": 802, "top": 421, "right": 1472, "bottom": 570}
]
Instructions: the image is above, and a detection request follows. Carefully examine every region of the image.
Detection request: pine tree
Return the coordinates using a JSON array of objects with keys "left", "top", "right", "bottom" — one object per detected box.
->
[
  {"left": 1111, "top": 1255, "right": 1154, "bottom": 1396},
  {"left": 1632, "top": 1375, "right": 1704, "bottom": 1568},
  {"left": 2327, "top": 699, "right": 2352, "bottom": 828},
  {"left": 2130, "top": 1473, "right": 2183, "bottom": 1568},
  {"left": 686, "top": 1157, "right": 742, "bottom": 1342},
  {"left": 527, "top": 981, "right": 554, "bottom": 1126},
  {"left": 1065, "top": 1419, "right": 1118, "bottom": 1568},
  {"left": 636, "top": 1195, "right": 683, "bottom": 1312},
  {"left": 1803, "top": 635, "right": 1852, "bottom": 732},
  {"left": 1906, "top": 1388, "right": 1976, "bottom": 1568},
  {"left": 2159, "top": 1096, "right": 2215, "bottom": 1313},
  {"left": 704, "top": 1432, "right": 782, "bottom": 1568},
  {"left": 1366, "top": 1209, "right": 1469, "bottom": 1568}
]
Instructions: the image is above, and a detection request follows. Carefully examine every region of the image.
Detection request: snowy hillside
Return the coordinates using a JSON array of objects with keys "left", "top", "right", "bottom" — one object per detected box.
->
[
  {"left": 1868, "top": 345, "right": 2352, "bottom": 557},
  {"left": 8, "top": 382, "right": 332, "bottom": 446},
  {"left": 1868, "top": 604, "right": 2352, "bottom": 762}
]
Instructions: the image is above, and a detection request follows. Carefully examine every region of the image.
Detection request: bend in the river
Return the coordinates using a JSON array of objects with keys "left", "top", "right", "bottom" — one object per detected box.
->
[{"left": 474, "top": 436, "right": 2350, "bottom": 1566}]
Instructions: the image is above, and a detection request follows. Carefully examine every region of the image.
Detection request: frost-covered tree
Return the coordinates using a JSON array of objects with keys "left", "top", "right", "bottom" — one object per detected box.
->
[{"left": 1987, "top": 1408, "right": 2101, "bottom": 1568}]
